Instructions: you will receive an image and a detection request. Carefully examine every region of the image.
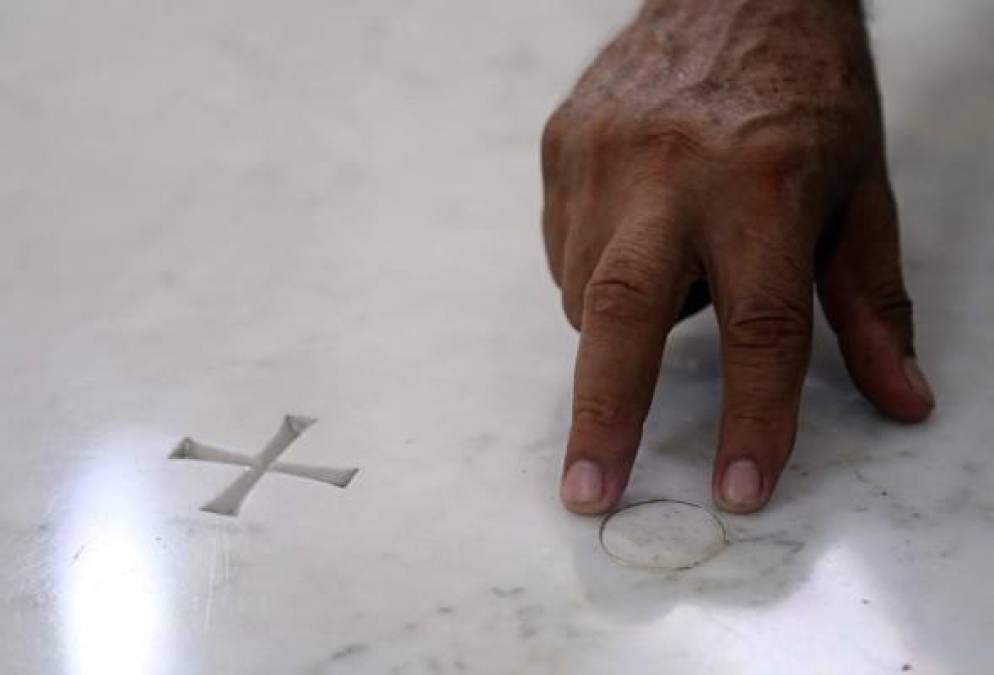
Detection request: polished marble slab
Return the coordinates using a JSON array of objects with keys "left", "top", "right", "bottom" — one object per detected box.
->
[{"left": 2, "top": 1, "right": 992, "bottom": 673}]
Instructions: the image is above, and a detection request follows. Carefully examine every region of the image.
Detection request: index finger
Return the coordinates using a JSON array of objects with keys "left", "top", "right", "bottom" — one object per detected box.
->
[{"left": 562, "top": 219, "right": 691, "bottom": 514}]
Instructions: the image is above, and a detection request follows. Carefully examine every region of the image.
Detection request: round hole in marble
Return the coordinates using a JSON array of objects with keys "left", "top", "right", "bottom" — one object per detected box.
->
[{"left": 599, "top": 499, "right": 727, "bottom": 570}]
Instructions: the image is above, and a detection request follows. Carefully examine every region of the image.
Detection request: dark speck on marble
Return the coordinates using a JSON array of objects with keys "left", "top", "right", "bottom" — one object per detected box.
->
[{"left": 330, "top": 643, "right": 367, "bottom": 661}]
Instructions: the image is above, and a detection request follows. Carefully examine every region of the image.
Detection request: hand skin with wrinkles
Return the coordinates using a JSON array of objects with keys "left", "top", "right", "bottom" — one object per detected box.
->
[{"left": 542, "top": 0, "right": 935, "bottom": 515}]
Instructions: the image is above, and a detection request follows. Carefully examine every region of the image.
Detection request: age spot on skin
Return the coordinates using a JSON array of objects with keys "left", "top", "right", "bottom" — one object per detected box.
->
[{"left": 599, "top": 499, "right": 727, "bottom": 570}]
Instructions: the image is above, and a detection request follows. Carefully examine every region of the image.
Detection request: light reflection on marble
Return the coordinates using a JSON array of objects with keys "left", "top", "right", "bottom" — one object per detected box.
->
[
  {"left": 58, "top": 445, "right": 171, "bottom": 675},
  {"left": 1, "top": 0, "right": 992, "bottom": 673}
]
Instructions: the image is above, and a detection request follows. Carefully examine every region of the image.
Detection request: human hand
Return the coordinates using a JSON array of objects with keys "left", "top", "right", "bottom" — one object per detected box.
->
[{"left": 542, "top": 0, "right": 935, "bottom": 514}]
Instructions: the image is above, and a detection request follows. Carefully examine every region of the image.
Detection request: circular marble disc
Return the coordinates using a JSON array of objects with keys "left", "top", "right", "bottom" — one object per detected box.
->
[{"left": 599, "top": 499, "right": 727, "bottom": 570}]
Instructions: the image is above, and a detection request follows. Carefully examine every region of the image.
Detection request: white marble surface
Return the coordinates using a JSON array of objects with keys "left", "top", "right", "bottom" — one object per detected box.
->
[{"left": 2, "top": 1, "right": 993, "bottom": 673}]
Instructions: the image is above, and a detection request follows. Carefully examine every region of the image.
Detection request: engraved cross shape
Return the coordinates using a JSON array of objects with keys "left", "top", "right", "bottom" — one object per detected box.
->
[{"left": 170, "top": 415, "right": 358, "bottom": 517}]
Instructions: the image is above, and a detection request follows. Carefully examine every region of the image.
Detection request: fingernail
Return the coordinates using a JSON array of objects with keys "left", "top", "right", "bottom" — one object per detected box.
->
[
  {"left": 720, "top": 459, "right": 762, "bottom": 509},
  {"left": 903, "top": 357, "right": 935, "bottom": 406},
  {"left": 562, "top": 460, "right": 604, "bottom": 506}
]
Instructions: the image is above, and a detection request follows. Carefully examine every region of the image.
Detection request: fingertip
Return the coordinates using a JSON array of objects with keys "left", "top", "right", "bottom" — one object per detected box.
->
[
  {"left": 713, "top": 458, "right": 772, "bottom": 514},
  {"left": 901, "top": 357, "right": 936, "bottom": 420},
  {"left": 560, "top": 459, "right": 625, "bottom": 515},
  {"left": 843, "top": 339, "right": 936, "bottom": 424},
  {"left": 562, "top": 459, "right": 604, "bottom": 508},
  {"left": 871, "top": 374, "right": 935, "bottom": 424}
]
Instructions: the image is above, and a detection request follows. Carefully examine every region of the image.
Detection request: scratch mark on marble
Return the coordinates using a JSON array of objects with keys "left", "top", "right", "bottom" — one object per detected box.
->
[
  {"left": 222, "top": 526, "right": 231, "bottom": 585},
  {"left": 70, "top": 544, "right": 87, "bottom": 565},
  {"left": 203, "top": 522, "right": 219, "bottom": 633}
]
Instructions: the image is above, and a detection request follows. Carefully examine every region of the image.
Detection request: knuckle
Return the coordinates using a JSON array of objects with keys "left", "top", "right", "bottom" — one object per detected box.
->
[
  {"left": 579, "top": 115, "right": 622, "bottom": 160},
  {"left": 583, "top": 277, "right": 653, "bottom": 324},
  {"left": 639, "top": 123, "right": 709, "bottom": 163},
  {"left": 573, "top": 393, "right": 625, "bottom": 431},
  {"left": 573, "top": 108, "right": 665, "bottom": 159},
  {"left": 865, "top": 275, "right": 914, "bottom": 330},
  {"left": 584, "top": 248, "right": 662, "bottom": 323},
  {"left": 542, "top": 109, "right": 569, "bottom": 179},
  {"left": 542, "top": 107, "right": 569, "bottom": 153},
  {"left": 723, "top": 387, "right": 799, "bottom": 441},
  {"left": 735, "top": 133, "right": 815, "bottom": 185},
  {"left": 874, "top": 290, "right": 914, "bottom": 329},
  {"left": 725, "top": 410, "right": 781, "bottom": 433},
  {"left": 724, "top": 298, "right": 812, "bottom": 367},
  {"left": 583, "top": 239, "right": 684, "bottom": 324}
]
